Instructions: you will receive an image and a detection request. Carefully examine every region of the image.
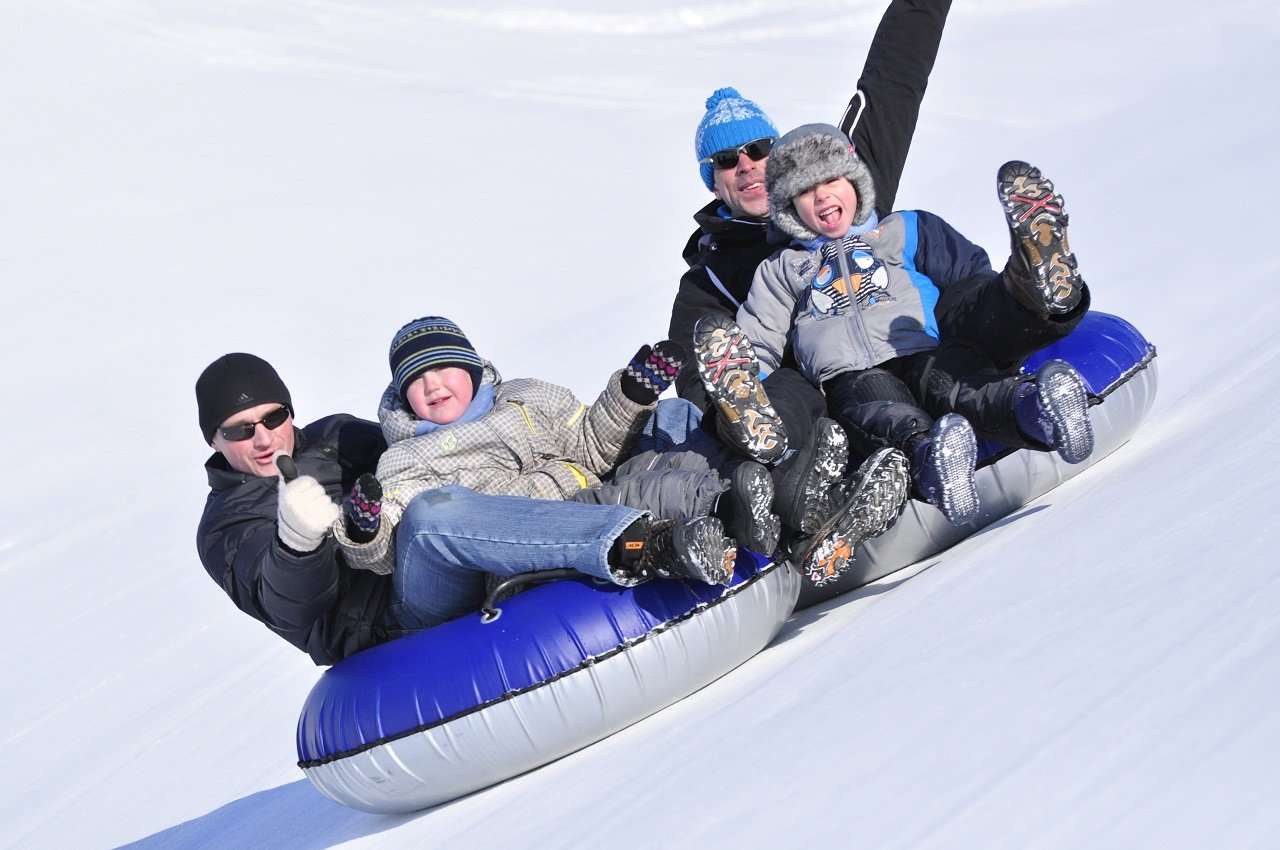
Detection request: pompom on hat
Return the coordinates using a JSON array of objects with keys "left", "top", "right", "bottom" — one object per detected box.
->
[{"left": 694, "top": 87, "right": 778, "bottom": 191}]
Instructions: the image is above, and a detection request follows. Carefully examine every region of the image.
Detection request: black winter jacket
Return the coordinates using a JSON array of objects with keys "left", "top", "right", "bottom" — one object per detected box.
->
[
  {"left": 197, "top": 414, "right": 394, "bottom": 666},
  {"left": 669, "top": 0, "right": 952, "bottom": 407}
]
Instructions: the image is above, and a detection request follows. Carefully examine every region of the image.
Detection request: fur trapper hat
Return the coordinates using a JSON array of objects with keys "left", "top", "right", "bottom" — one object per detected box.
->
[{"left": 766, "top": 123, "right": 877, "bottom": 242}]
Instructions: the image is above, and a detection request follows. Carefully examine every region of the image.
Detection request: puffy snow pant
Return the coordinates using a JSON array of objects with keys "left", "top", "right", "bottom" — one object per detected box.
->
[
  {"left": 824, "top": 271, "right": 1090, "bottom": 462},
  {"left": 575, "top": 398, "right": 736, "bottom": 520}
]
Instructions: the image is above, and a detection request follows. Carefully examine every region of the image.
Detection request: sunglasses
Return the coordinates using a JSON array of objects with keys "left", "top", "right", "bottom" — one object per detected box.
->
[
  {"left": 701, "top": 137, "right": 775, "bottom": 170},
  {"left": 218, "top": 406, "right": 291, "bottom": 442}
]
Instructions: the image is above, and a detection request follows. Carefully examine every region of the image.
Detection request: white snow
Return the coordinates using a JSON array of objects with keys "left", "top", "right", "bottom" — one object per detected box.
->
[{"left": 3, "top": 1, "right": 1278, "bottom": 848}]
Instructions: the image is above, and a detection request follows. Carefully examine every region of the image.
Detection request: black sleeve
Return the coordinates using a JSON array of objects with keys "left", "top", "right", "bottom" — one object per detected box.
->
[
  {"left": 196, "top": 490, "right": 342, "bottom": 655},
  {"left": 668, "top": 265, "right": 736, "bottom": 410},
  {"left": 912, "top": 209, "right": 995, "bottom": 289},
  {"left": 335, "top": 418, "right": 387, "bottom": 491},
  {"left": 839, "top": 0, "right": 952, "bottom": 216}
]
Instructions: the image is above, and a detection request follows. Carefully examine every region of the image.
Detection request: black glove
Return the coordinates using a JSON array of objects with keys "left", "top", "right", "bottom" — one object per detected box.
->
[
  {"left": 620, "top": 340, "right": 687, "bottom": 405},
  {"left": 342, "top": 473, "right": 383, "bottom": 544}
]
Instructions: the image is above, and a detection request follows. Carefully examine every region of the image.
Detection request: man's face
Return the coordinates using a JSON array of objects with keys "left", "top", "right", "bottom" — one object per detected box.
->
[
  {"left": 406, "top": 367, "right": 475, "bottom": 425},
  {"left": 712, "top": 148, "right": 771, "bottom": 219},
  {"left": 211, "top": 402, "right": 296, "bottom": 477}
]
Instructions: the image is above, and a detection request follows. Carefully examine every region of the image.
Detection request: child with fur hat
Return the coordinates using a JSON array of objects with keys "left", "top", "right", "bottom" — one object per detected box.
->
[
  {"left": 330, "top": 316, "right": 804, "bottom": 626},
  {"left": 732, "top": 122, "right": 1096, "bottom": 524}
]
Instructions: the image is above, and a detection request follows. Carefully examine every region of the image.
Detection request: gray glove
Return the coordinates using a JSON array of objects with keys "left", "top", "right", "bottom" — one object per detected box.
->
[{"left": 276, "top": 456, "right": 340, "bottom": 553}]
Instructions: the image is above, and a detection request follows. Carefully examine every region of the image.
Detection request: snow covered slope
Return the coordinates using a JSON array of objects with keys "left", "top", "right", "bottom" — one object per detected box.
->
[{"left": 3, "top": 1, "right": 1278, "bottom": 847}]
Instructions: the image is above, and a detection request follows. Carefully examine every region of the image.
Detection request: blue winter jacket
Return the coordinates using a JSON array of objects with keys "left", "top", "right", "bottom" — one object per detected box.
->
[{"left": 736, "top": 210, "right": 994, "bottom": 384}]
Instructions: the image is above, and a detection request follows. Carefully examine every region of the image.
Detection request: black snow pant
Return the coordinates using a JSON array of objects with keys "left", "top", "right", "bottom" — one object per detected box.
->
[{"left": 825, "top": 271, "right": 1090, "bottom": 464}]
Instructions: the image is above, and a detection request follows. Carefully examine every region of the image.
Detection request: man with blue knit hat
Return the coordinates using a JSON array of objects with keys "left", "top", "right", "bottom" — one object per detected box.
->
[
  {"left": 668, "top": 1, "right": 956, "bottom": 584},
  {"left": 672, "top": 3, "right": 1100, "bottom": 555}
]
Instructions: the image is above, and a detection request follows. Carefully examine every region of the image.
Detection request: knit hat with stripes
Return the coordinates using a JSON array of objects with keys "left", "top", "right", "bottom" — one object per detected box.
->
[{"left": 389, "top": 316, "right": 484, "bottom": 405}]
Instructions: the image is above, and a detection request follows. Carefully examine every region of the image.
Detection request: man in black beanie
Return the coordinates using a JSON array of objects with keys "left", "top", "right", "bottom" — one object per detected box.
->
[
  {"left": 196, "top": 353, "right": 297, "bottom": 478},
  {"left": 195, "top": 352, "right": 394, "bottom": 665}
]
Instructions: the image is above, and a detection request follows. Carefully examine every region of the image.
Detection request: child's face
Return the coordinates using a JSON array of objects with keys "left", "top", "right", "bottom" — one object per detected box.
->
[
  {"left": 407, "top": 367, "right": 475, "bottom": 425},
  {"left": 794, "top": 177, "right": 858, "bottom": 238}
]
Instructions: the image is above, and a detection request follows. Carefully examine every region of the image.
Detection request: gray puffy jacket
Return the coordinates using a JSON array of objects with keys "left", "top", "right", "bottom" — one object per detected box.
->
[{"left": 737, "top": 210, "right": 994, "bottom": 384}]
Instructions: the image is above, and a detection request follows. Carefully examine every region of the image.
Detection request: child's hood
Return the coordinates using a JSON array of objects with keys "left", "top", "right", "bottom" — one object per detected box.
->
[
  {"left": 377, "top": 359, "right": 502, "bottom": 445},
  {"left": 766, "top": 122, "right": 877, "bottom": 243}
]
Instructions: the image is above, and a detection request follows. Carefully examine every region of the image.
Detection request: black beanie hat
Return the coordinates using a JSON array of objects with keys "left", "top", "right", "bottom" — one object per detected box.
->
[{"left": 196, "top": 353, "right": 294, "bottom": 444}]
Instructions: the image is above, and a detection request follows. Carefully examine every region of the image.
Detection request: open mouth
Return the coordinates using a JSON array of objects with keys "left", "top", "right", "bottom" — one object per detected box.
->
[{"left": 817, "top": 204, "right": 844, "bottom": 228}]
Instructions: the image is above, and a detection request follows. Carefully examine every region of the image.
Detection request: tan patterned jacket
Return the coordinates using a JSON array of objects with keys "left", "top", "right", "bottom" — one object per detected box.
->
[{"left": 333, "top": 362, "right": 650, "bottom": 574}]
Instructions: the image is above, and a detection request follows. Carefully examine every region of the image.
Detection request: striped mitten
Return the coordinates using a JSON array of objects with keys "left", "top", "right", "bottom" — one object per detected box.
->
[
  {"left": 620, "top": 340, "right": 687, "bottom": 405},
  {"left": 342, "top": 474, "right": 383, "bottom": 544}
]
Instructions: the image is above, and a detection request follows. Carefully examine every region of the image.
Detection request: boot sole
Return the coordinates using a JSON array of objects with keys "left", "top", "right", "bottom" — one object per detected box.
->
[
  {"left": 693, "top": 315, "right": 789, "bottom": 464},
  {"left": 930, "top": 414, "right": 979, "bottom": 525},
  {"left": 1036, "top": 360, "right": 1095, "bottom": 464},
  {"left": 729, "top": 462, "right": 782, "bottom": 555},
  {"left": 673, "top": 516, "right": 738, "bottom": 587},
  {"left": 998, "top": 160, "right": 1082, "bottom": 314},
  {"left": 798, "top": 447, "right": 910, "bottom": 587}
]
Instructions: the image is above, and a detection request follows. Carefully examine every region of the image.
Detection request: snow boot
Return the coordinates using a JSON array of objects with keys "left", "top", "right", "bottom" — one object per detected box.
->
[
  {"left": 998, "top": 160, "right": 1083, "bottom": 316},
  {"left": 911, "top": 414, "right": 980, "bottom": 525},
  {"left": 1014, "top": 360, "right": 1095, "bottom": 464},
  {"left": 611, "top": 515, "right": 737, "bottom": 587},
  {"left": 772, "top": 417, "right": 849, "bottom": 535},
  {"left": 716, "top": 461, "right": 782, "bottom": 556},
  {"left": 797, "top": 447, "right": 911, "bottom": 587},
  {"left": 693, "top": 314, "right": 789, "bottom": 464}
]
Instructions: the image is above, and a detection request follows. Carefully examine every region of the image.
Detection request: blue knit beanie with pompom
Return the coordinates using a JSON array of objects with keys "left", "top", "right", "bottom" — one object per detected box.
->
[{"left": 694, "top": 87, "right": 778, "bottom": 190}]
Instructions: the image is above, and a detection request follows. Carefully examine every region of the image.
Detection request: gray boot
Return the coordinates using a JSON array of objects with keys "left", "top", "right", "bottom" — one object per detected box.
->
[{"left": 797, "top": 447, "right": 910, "bottom": 587}]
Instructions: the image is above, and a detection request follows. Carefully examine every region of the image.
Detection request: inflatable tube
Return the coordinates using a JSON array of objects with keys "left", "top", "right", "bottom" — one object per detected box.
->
[
  {"left": 798, "top": 311, "right": 1157, "bottom": 608},
  {"left": 297, "top": 549, "right": 798, "bottom": 814}
]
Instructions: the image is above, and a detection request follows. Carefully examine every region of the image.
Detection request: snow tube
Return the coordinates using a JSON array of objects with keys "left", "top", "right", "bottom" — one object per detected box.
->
[
  {"left": 296, "top": 549, "right": 798, "bottom": 814},
  {"left": 798, "top": 310, "right": 1158, "bottom": 608}
]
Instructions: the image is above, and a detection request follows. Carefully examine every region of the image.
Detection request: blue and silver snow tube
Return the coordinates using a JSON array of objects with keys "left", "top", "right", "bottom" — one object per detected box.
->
[
  {"left": 799, "top": 310, "right": 1158, "bottom": 607},
  {"left": 297, "top": 550, "right": 798, "bottom": 813}
]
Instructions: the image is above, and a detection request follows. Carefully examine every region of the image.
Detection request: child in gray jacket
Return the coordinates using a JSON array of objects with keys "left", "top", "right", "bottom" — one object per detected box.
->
[{"left": 730, "top": 123, "right": 1095, "bottom": 524}]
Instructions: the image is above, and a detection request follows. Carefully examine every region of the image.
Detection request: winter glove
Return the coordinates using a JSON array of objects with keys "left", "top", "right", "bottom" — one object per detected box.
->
[
  {"left": 342, "top": 473, "right": 383, "bottom": 544},
  {"left": 620, "top": 340, "right": 687, "bottom": 405},
  {"left": 275, "top": 455, "right": 340, "bottom": 554}
]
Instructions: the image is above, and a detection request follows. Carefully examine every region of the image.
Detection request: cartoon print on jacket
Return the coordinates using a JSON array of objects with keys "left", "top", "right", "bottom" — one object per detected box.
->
[{"left": 808, "top": 235, "right": 893, "bottom": 317}]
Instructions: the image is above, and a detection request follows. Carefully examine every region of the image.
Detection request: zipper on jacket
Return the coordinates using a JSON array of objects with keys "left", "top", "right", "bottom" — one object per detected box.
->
[
  {"left": 508, "top": 399, "right": 588, "bottom": 488},
  {"left": 506, "top": 399, "right": 536, "bottom": 434},
  {"left": 834, "top": 238, "right": 877, "bottom": 368}
]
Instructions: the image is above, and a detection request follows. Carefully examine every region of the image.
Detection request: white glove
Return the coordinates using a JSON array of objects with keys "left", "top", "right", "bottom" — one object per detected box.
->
[{"left": 277, "top": 474, "right": 340, "bottom": 553}]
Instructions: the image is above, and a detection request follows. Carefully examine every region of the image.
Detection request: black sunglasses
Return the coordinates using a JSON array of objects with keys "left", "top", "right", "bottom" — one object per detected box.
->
[
  {"left": 701, "top": 137, "right": 775, "bottom": 170},
  {"left": 219, "top": 406, "right": 291, "bottom": 442}
]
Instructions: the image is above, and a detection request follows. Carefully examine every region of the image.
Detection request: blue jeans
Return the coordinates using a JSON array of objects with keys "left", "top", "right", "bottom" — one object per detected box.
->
[
  {"left": 390, "top": 486, "right": 643, "bottom": 630},
  {"left": 631, "top": 397, "right": 716, "bottom": 456}
]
